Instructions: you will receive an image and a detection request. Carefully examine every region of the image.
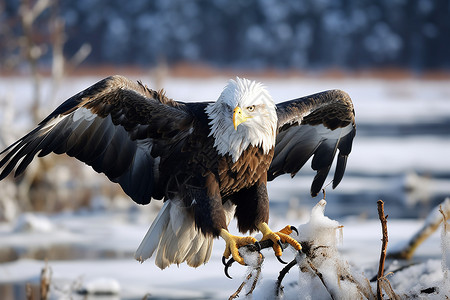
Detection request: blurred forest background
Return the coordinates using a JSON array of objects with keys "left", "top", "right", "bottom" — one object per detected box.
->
[
  {"left": 1, "top": 0, "right": 449, "bottom": 73},
  {"left": 0, "top": 0, "right": 449, "bottom": 221}
]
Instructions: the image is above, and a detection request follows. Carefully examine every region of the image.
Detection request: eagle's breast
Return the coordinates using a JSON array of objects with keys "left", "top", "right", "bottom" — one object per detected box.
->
[{"left": 218, "top": 145, "right": 274, "bottom": 198}]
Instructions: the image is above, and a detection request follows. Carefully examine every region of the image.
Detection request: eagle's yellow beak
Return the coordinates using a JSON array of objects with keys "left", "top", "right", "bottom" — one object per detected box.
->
[{"left": 233, "top": 106, "right": 248, "bottom": 130}]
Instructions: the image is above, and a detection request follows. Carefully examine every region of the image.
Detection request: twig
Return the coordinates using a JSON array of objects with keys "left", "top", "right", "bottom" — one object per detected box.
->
[
  {"left": 439, "top": 204, "right": 449, "bottom": 278},
  {"left": 246, "top": 266, "right": 262, "bottom": 296},
  {"left": 40, "top": 261, "right": 52, "bottom": 300},
  {"left": 378, "top": 277, "right": 401, "bottom": 300},
  {"left": 142, "top": 293, "right": 151, "bottom": 300},
  {"left": 229, "top": 272, "right": 252, "bottom": 300},
  {"left": 377, "top": 200, "right": 389, "bottom": 300},
  {"left": 276, "top": 258, "right": 298, "bottom": 296},
  {"left": 439, "top": 204, "right": 448, "bottom": 227},
  {"left": 26, "top": 283, "right": 34, "bottom": 300},
  {"left": 228, "top": 254, "right": 263, "bottom": 300}
]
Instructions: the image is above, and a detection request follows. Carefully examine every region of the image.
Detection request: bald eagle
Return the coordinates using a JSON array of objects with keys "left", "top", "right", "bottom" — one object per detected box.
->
[{"left": 0, "top": 76, "right": 355, "bottom": 269}]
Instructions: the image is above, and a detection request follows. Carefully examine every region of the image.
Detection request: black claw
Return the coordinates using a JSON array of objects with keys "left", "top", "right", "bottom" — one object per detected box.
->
[
  {"left": 224, "top": 257, "right": 235, "bottom": 279},
  {"left": 222, "top": 256, "right": 227, "bottom": 266},
  {"left": 277, "top": 239, "right": 284, "bottom": 249},
  {"left": 226, "top": 257, "right": 235, "bottom": 267},
  {"left": 275, "top": 240, "right": 287, "bottom": 264},
  {"left": 290, "top": 225, "right": 298, "bottom": 235},
  {"left": 224, "top": 266, "right": 232, "bottom": 279},
  {"left": 254, "top": 241, "right": 261, "bottom": 251},
  {"left": 276, "top": 255, "right": 288, "bottom": 264}
]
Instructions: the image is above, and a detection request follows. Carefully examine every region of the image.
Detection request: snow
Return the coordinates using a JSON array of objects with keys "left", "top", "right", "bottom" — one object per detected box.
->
[
  {"left": 0, "top": 206, "right": 448, "bottom": 299},
  {"left": 80, "top": 277, "right": 121, "bottom": 295},
  {"left": 0, "top": 75, "right": 449, "bottom": 298},
  {"left": 288, "top": 200, "right": 371, "bottom": 299},
  {"left": 12, "top": 213, "right": 54, "bottom": 233}
]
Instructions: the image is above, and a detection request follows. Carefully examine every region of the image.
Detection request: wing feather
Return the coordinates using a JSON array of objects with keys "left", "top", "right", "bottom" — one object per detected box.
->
[
  {"left": 269, "top": 89, "right": 356, "bottom": 197},
  {"left": 0, "top": 75, "right": 194, "bottom": 204}
]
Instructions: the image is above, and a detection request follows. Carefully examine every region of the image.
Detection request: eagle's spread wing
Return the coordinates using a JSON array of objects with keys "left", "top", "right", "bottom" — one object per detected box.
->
[
  {"left": 268, "top": 89, "right": 356, "bottom": 197},
  {"left": 0, "top": 75, "right": 194, "bottom": 204}
]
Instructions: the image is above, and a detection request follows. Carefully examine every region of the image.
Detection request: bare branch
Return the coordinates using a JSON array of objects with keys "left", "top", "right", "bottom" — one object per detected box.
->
[
  {"left": 378, "top": 277, "right": 401, "bottom": 300},
  {"left": 68, "top": 43, "right": 92, "bottom": 69},
  {"left": 377, "top": 199, "right": 389, "bottom": 300},
  {"left": 26, "top": 282, "right": 34, "bottom": 300},
  {"left": 229, "top": 272, "right": 252, "bottom": 300},
  {"left": 276, "top": 258, "right": 298, "bottom": 296},
  {"left": 388, "top": 198, "right": 450, "bottom": 260},
  {"left": 246, "top": 266, "right": 262, "bottom": 296},
  {"left": 439, "top": 204, "right": 449, "bottom": 227},
  {"left": 40, "top": 261, "right": 52, "bottom": 300},
  {"left": 20, "top": 0, "right": 53, "bottom": 25}
]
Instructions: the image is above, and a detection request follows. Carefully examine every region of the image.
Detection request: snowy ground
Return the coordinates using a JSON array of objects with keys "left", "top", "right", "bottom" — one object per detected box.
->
[
  {"left": 0, "top": 75, "right": 450, "bottom": 299},
  {"left": 0, "top": 201, "right": 447, "bottom": 299}
]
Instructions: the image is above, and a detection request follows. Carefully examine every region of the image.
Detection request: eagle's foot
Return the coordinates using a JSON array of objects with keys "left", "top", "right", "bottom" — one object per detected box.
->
[
  {"left": 220, "top": 229, "right": 257, "bottom": 266},
  {"left": 257, "top": 222, "right": 302, "bottom": 263}
]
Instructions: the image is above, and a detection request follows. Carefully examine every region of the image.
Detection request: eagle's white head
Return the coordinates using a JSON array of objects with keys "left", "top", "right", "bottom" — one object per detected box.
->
[{"left": 206, "top": 77, "right": 277, "bottom": 162}]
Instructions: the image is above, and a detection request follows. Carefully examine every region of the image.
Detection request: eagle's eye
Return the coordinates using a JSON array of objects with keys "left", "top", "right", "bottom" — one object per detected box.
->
[{"left": 246, "top": 105, "right": 255, "bottom": 112}]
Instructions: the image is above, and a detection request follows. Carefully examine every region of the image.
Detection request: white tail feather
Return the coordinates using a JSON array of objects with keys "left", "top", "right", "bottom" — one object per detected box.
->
[
  {"left": 135, "top": 201, "right": 171, "bottom": 263},
  {"left": 134, "top": 200, "right": 215, "bottom": 269}
]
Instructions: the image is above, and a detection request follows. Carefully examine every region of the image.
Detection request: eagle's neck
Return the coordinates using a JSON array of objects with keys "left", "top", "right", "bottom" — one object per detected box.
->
[{"left": 205, "top": 103, "right": 276, "bottom": 162}]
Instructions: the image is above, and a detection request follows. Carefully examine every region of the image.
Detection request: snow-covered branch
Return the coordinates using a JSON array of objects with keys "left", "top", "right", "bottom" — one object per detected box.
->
[{"left": 228, "top": 198, "right": 450, "bottom": 299}]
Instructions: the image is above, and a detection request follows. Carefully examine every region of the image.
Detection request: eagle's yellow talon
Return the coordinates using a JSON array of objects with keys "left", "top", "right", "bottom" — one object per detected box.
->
[
  {"left": 279, "top": 225, "right": 294, "bottom": 235},
  {"left": 220, "top": 229, "right": 256, "bottom": 265},
  {"left": 257, "top": 222, "right": 302, "bottom": 258}
]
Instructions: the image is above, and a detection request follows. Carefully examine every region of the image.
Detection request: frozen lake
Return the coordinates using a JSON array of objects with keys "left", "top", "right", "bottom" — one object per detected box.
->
[{"left": 0, "top": 75, "right": 449, "bottom": 299}]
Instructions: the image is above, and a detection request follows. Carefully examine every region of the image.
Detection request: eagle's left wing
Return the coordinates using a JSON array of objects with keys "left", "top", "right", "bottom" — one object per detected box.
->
[
  {"left": 268, "top": 89, "right": 356, "bottom": 197},
  {"left": 0, "top": 75, "right": 194, "bottom": 204}
]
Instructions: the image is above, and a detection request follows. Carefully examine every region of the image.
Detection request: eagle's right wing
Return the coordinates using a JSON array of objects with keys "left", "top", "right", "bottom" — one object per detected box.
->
[
  {"left": 0, "top": 75, "right": 194, "bottom": 204},
  {"left": 269, "top": 89, "right": 356, "bottom": 197}
]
